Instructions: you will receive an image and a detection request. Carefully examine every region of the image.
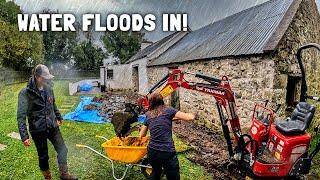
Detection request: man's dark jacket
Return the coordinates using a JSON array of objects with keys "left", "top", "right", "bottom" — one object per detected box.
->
[{"left": 17, "top": 77, "right": 62, "bottom": 141}]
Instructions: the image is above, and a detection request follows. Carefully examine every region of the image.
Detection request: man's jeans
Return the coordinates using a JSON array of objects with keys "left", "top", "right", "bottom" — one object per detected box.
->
[{"left": 31, "top": 127, "right": 68, "bottom": 171}]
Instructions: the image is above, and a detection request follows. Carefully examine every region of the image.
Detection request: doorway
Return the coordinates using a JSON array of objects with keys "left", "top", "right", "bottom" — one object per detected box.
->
[
  {"left": 285, "top": 75, "right": 301, "bottom": 112},
  {"left": 132, "top": 66, "right": 139, "bottom": 92}
]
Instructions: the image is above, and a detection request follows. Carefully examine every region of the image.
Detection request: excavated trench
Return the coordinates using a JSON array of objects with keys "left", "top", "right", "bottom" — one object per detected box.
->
[{"left": 173, "top": 121, "right": 242, "bottom": 179}]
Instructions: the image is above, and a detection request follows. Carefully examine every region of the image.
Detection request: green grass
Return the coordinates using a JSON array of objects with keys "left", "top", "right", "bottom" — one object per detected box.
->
[
  {"left": 0, "top": 81, "right": 211, "bottom": 179},
  {"left": 310, "top": 103, "right": 320, "bottom": 176}
]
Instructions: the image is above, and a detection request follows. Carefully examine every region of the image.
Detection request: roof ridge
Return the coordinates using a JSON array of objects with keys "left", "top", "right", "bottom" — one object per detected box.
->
[
  {"left": 195, "top": 0, "right": 288, "bottom": 32},
  {"left": 127, "top": 31, "right": 183, "bottom": 63},
  {"left": 263, "top": 0, "right": 303, "bottom": 51},
  {"left": 146, "top": 31, "right": 188, "bottom": 59},
  {"left": 147, "top": 0, "right": 302, "bottom": 66}
]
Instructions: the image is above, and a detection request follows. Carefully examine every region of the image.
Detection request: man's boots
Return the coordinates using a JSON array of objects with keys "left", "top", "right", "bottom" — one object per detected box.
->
[
  {"left": 59, "top": 164, "right": 78, "bottom": 180},
  {"left": 41, "top": 170, "right": 52, "bottom": 180}
]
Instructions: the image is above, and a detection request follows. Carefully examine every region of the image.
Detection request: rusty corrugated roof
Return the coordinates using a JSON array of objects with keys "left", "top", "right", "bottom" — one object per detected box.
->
[{"left": 148, "top": 0, "right": 301, "bottom": 66}]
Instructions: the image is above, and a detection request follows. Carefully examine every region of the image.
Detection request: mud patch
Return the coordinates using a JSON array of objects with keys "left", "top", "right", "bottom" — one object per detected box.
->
[{"left": 173, "top": 121, "right": 241, "bottom": 179}]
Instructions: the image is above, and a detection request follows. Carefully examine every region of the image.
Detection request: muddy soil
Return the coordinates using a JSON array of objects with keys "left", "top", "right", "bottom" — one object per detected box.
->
[
  {"left": 83, "top": 90, "right": 142, "bottom": 118},
  {"left": 98, "top": 91, "right": 143, "bottom": 136},
  {"left": 107, "top": 136, "right": 149, "bottom": 147},
  {"left": 173, "top": 121, "right": 243, "bottom": 180},
  {"left": 111, "top": 112, "right": 137, "bottom": 137},
  {"left": 83, "top": 104, "right": 98, "bottom": 110}
]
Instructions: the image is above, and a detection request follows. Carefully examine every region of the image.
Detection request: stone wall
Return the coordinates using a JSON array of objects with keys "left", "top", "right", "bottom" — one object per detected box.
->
[
  {"left": 146, "top": 0, "right": 320, "bottom": 128},
  {"left": 147, "top": 66, "right": 169, "bottom": 86},
  {"left": 273, "top": 0, "right": 320, "bottom": 116},
  {"left": 148, "top": 57, "right": 276, "bottom": 128},
  {"left": 147, "top": 66, "right": 171, "bottom": 104}
]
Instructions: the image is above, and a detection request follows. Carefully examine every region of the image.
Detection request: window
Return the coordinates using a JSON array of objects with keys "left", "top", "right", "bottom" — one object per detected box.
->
[{"left": 107, "top": 69, "right": 114, "bottom": 80}]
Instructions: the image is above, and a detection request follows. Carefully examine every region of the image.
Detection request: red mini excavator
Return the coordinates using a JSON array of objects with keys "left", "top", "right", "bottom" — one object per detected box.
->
[{"left": 137, "top": 43, "right": 320, "bottom": 178}]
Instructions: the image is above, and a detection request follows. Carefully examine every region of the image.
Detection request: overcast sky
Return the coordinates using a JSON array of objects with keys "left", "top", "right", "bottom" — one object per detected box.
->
[{"left": 14, "top": 0, "right": 320, "bottom": 41}]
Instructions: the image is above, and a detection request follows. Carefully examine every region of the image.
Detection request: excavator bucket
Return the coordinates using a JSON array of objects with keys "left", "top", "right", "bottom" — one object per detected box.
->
[{"left": 111, "top": 103, "right": 143, "bottom": 137}]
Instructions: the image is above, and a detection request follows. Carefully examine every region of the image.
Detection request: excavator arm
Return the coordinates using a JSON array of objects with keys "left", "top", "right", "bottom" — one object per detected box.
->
[{"left": 139, "top": 68, "right": 242, "bottom": 157}]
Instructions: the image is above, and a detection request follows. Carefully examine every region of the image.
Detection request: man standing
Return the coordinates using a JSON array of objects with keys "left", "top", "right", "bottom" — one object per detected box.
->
[{"left": 17, "top": 64, "right": 77, "bottom": 180}]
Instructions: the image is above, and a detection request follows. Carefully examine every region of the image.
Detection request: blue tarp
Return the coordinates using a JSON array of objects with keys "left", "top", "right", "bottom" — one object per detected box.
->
[
  {"left": 64, "top": 96, "right": 108, "bottom": 124},
  {"left": 79, "top": 82, "right": 93, "bottom": 92},
  {"left": 63, "top": 96, "right": 147, "bottom": 124},
  {"left": 137, "top": 114, "right": 146, "bottom": 124}
]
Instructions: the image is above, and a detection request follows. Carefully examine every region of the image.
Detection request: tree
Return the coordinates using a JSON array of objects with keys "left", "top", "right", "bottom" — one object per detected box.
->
[
  {"left": 0, "top": 0, "right": 20, "bottom": 24},
  {"left": 102, "top": 31, "right": 145, "bottom": 64},
  {"left": 0, "top": 0, "right": 44, "bottom": 71},
  {"left": 73, "top": 41, "right": 104, "bottom": 70},
  {"left": 0, "top": 20, "right": 44, "bottom": 71},
  {"left": 43, "top": 30, "right": 77, "bottom": 67},
  {"left": 42, "top": 10, "right": 77, "bottom": 67}
]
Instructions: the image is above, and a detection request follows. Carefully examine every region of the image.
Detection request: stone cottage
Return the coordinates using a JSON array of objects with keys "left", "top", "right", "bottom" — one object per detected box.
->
[
  {"left": 100, "top": 31, "right": 188, "bottom": 94},
  {"left": 147, "top": 0, "right": 320, "bottom": 128}
]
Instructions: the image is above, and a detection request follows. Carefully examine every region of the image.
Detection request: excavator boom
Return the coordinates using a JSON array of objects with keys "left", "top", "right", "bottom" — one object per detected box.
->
[{"left": 139, "top": 68, "right": 242, "bottom": 157}]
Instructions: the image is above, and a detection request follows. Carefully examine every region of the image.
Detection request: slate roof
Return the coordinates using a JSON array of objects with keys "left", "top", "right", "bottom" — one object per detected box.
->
[{"left": 148, "top": 0, "right": 303, "bottom": 66}]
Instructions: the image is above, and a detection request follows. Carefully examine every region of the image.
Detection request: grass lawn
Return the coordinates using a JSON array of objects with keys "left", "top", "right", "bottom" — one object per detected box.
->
[{"left": 0, "top": 81, "right": 211, "bottom": 179}]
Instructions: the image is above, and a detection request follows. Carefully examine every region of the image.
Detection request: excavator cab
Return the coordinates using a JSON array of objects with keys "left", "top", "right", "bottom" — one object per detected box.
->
[
  {"left": 250, "top": 43, "right": 320, "bottom": 177},
  {"left": 139, "top": 43, "right": 320, "bottom": 178},
  {"left": 253, "top": 102, "right": 315, "bottom": 177}
]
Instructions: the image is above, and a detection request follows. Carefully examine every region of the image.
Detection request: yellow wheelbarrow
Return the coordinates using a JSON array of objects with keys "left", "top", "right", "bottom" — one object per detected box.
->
[{"left": 76, "top": 135, "right": 153, "bottom": 180}]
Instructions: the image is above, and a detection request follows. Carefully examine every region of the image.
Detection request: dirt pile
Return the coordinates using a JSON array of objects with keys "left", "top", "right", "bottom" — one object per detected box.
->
[
  {"left": 83, "top": 104, "right": 98, "bottom": 110},
  {"left": 107, "top": 137, "right": 149, "bottom": 147},
  {"left": 173, "top": 121, "right": 241, "bottom": 179},
  {"left": 83, "top": 91, "right": 144, "bottom": 137},
  {"left": 88, "top": 91, "right": 142, "bottom": 118},
  {"left": 92, "top": 96, "right": 104, "bottom": 103},
  {"left": 81, "top": 91, "right": 142, "bottom": 118}
]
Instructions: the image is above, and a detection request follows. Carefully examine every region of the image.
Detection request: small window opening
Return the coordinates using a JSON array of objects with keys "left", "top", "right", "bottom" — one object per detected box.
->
[{"left": 107, "top": 69, "right": 114, "bottom": 80}]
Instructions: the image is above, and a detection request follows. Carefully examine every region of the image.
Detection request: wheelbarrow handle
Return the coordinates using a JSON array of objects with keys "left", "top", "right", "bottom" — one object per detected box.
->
[
  {"left": 75, "top": 144, "right": 111, "bottom": 160},
  {"left": 95, "top": 135, "right": 108, "bottom": 141},
  {"left": 74, "top": 143, "right": 130, "bottom": 180},
  {"left": 75, "top": 144, "right": 86, "bottom": 148}
]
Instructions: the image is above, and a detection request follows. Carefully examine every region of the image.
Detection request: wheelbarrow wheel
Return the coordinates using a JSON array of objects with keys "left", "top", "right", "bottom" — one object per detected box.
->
[{"left": 141, "top": 158, "right": 153, "bottom": 179}]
